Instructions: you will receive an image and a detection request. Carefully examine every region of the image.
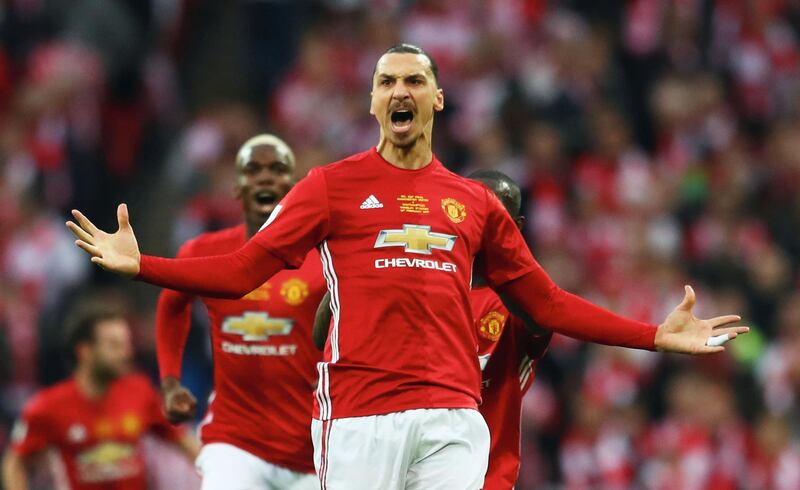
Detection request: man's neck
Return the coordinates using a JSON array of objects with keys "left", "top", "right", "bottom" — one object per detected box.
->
[
  {"left": 74, "top": 367, "right": 110, "bottom": 400},
  {"left": 245, "top": 220, "right": 259, "bottom": 240},
  {"left": 376, "top": 132, "right": 434, "bottom": 170}
]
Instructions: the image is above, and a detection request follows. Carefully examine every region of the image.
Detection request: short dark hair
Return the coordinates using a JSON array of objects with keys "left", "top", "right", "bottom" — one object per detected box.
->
[
  {"left": 468, "top": 169, "right": 522, "bottom": 217},
  {"left": 376, "top": 43, "right": 440, "bottom": 86},
  {"left": 64, "top": 303, "right": 125, "bottom": 362}
]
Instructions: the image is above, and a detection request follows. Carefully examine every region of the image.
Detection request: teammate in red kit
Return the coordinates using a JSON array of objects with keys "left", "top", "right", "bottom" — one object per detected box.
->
[
  {"left": 467, "top": 170, "right": 552, "bottom": 490},
  {"left": 155, "top": 134, "right": 324, "bottom": 490},
  {"left": 67, "top": 44, "right": 748, "bottom": 489},
  {"left": 1, "top": 303, "right": 198, "bottom": 490}
]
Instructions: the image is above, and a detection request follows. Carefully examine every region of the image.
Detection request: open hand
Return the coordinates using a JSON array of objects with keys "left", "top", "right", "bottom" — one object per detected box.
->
[
  {"left": 66, "top": 204, "right": 141, "bottom": 277},
  {"left": 654, "top": 285, "right": 749, "bottom": 354}
]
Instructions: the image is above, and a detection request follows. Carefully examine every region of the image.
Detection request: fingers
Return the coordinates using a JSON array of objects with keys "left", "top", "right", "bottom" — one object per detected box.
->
[
  {"left": 166, "top": 409, "right": 192, "bottom": 424},
  {"left": 165, "top": 392, "right": 197, "bottom": 423},
  {"left": 117, "top": 203, "right": 130, "bottom": 230},
  {"left": 696, "top": 345, "right": 725, "bottom": 354},
  {"left": 90, "top": 256, "right": 114, "bottom": 271},
  {"left": 75, "top": 240, "right": 102, "bottom": 258},
  {"left": 677, "top": 285, "right": 696, "bottom": 312},
  {"left": 708, "top": 315, "right": 742, "bottom": 328},
  {"left": 66, "top": 221, "right": 94, "bottom": 243},
  {"left": 711, "top": 325, "right": 750, "bottom": 337},
  {"left": 71, "top": 209, "right": 100, "bottom": 236}
]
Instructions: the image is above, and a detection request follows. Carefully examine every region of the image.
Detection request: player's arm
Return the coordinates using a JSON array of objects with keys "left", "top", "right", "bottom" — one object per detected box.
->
[
  {"left": 144, "top": 381, "right": 200, "bottom": 462},
  {"left": 3, "top": 403, "right": 52, "bottom": 490},
  {"left": 155, "top": 246, "right": 198, "bottom": 423},
  {"left": 175, "top": 433, "right": 200, "bottom": 461},
  {"left": 67, "top": 169, "right": 330, "bottom": 298},
  {"left": 313, "top": 291, "right": 332, "bottom": 351},
  {"left": 480, "top": 190, "right": 748, "bottom": 353},
  {"left": 2, "top": 450, "right": 29, "bottom": 490}
]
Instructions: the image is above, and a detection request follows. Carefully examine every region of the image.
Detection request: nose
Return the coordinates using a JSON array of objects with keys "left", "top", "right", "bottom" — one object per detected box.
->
[
  {"left": 254, "top": 165, "right": 277, "bottom": 185},
  {"left": 392, "top": 81, "right": 411, "bottom": 101}
]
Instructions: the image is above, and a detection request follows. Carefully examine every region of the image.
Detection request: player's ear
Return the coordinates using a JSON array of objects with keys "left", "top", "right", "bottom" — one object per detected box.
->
[
  {"left": 233, "top": 180, "right": 243, "bottom": 200},
  {"left": 514, "top": 215, "right": 526, "bottom": 231},
  {"left": 369, "top": 92, "right": 375, "bottom": 115},
  {"left": 434, "top": 88, "right": 444, "bottom": 112}
]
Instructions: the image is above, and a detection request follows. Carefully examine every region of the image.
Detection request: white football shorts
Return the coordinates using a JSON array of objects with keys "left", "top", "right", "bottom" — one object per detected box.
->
[
  {"left": 196, "top": 442, "right": 318, "bottom": 490},
  {"left": 312, "top": 408, "right": 489, "bottom": 490}
]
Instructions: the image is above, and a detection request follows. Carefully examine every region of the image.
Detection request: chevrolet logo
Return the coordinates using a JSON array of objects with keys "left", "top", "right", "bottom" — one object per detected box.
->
[
  {"left": 222, "top": 312, "right": 294, "bottom": 341},
  {"left": 374, "top": 224, "right": 457, "bottom": 255}
]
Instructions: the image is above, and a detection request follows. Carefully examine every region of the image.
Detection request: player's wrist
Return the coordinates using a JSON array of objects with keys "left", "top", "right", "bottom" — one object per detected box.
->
[{"left": 160, "top": 376, "right": 182, "bottom": 392}]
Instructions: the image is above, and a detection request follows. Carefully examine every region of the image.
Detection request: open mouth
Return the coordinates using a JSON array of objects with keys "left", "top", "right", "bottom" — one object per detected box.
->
[
  {"left": 390, "top": 110, "right": 414, "bottom": 133},
  {"left": 254, "top": 190, "right": 277, "bottom": 207}
]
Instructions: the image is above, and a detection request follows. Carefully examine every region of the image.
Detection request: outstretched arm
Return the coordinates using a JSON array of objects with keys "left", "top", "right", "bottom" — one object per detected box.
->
[
  {"left": 313, "top": 291, "right": 332, "bottom": 351},
  {"left": 499, "top": 273, "right": 746, "bottom": 353},
  {"left": 138, "top": 245, "right": 285, "bottom": 298},
  {"left": 481, "top": 189, "right": 747, "bottom": 353},
  {"left": 68, "top": 169, "right": 330, "bottom": 299}
]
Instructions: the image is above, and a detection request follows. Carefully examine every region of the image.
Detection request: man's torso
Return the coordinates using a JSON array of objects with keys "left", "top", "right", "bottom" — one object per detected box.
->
[
  {"left": 311, "top": 149, "right": 494, "bottom": 420},
  {"left": 185, "top": 225, "right": 325, "bottom": 473},
  {"left": 12, "top": 375, "right": 170, "bottom": 490}
]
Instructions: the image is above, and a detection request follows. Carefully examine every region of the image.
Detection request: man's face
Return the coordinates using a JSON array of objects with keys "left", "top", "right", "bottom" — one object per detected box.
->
[
  {"left": 370, "top": 53, "right": 444, "bottom": 148},
  {"left": 88, "top": 319, "right": 133, "bottom": 383},
  {"left": 236, "top": 144, "right": 294, "bottom": 225}
]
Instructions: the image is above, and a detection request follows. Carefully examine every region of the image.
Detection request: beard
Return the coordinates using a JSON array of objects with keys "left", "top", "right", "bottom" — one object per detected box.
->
[
  {"left": 91, "top": 361, "right": 123, "bottom": 386},
  {"left": 388, "top": 131, "right": 420, "bottom": 149}
]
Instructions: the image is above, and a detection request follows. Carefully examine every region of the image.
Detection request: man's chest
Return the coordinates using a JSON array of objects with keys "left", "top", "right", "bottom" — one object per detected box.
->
[
  {"left": 327, "top": 184, "right": 485, "bottom": 267},
  {"left": 53, "top": 401, "right": 149, "bottom": 450},
  {"left": 206, "top": 265, "right": 326, "bottom": 352}
]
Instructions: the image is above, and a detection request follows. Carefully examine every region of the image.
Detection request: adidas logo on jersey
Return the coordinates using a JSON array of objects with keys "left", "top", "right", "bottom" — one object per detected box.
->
[{"left": 360, "top": 195, "right": 384, "bottom": 209}]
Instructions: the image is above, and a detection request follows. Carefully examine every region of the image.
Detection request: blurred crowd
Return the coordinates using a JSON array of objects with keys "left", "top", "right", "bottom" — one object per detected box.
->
[{"left": 2, "top": 0, "right": 800, "bottom": 488}]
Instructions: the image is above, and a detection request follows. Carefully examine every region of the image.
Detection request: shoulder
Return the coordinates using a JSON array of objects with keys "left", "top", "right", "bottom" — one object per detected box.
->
[
  {"left": 22, "top": 380, "right": 74, "bottom": 417},
  {"left": 311, "top": 149, "right": 376, "bottom": 180},
  {"left": 117, "top": 373, "right": 155, "bottom": 391},
  {"left": 436, "top": 163, "right": 491, "bottom": 194},
  {"left": 177, "top": 225, "right": 246, "bottom": 257},
  {"left": 326, "top": 149, "right": 375, "bottom": 170},
  {"left": 434, "top": 164, "right": 495, "bottom": 220},
  {"left": 112, "top": 374, "right": 161, "bottom": 403}
]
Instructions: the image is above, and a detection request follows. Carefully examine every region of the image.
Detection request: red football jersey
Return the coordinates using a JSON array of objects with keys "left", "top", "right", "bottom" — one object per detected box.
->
[
  {"left": 251, "top": 148, "right": 537, "bottom": 420},
  {"left": 471, "top": 286, "right": 551, "bottom": 490},
  {"left": 156, "top": 224, "right": 325, "bottom": 474},
  {"left": 10, "top": 374, "right": 182, "bottom": 490}
]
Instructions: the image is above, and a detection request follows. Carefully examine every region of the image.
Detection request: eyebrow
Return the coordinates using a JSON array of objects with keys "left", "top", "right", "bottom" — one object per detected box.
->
[{"left": 376, "top": 72, "right": 429, "bottom": 80}]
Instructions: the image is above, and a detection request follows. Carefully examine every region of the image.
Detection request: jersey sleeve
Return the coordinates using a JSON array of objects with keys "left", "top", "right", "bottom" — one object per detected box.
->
[
  {"left": 497, "top": 271, "right": 658, "bottom": 350},
  {"left": 154, "top": 242, "right": 195, "bottom": 380},
  {"left": 251, "top": 167, "right": 331, "bottom": 268},
  {"left": 10, "top": 398, "right": 52, "bottom": 457},
  {"left": 479, "top": 189, "right": 539, "bottom": 287}
]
